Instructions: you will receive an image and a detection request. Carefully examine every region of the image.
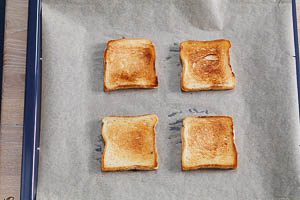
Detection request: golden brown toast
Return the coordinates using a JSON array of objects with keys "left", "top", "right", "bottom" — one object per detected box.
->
[
  {"left": 180, "top": 39, "right": 236, "bottom": 91},
  {"left": 104, "top": 39, "right": 158, "bottom": 92},
  {"left": 101, "top": 114, "right": 159, "bottom": 171},
  {"left": 181, "top": 116, "right": 237, "bottom": 170}
]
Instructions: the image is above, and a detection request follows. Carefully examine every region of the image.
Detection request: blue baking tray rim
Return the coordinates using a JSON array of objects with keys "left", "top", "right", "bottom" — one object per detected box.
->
[
  {"left": 19, "top": 0, "right": 300, "bottom": 200},
  {"left": 20, "top": 0, "right": 42, "bottom": 199},
  {"left": 292, "top": 0, "right": 300, "bottom": 114}
]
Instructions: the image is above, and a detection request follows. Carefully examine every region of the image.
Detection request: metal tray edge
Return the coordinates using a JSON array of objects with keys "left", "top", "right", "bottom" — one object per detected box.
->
[
  {"left": 19, "top": 0, "right": 299, "bottom": 199},
  {"left": 20, "top": 0, "right": 42, "bottom": 199}
]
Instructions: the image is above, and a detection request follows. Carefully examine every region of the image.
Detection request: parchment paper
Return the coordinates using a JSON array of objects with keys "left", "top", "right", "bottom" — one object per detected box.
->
[{"left": 39, "top": 0, "right": 300, "bottom": 199}]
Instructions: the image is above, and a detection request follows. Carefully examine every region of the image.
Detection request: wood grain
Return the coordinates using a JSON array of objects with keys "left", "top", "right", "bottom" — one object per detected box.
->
[
  {"left": 0, "top": 127, "right": 23, "bottom": 199},
  {"left": 0, "top": 1, "right": 300, "bottom": 200},
  {"left": 0, "top": 0, "right": 28, "bottom": 199},
  {"left": 1, "top": 0, "right": 27, "bottom": 126}
]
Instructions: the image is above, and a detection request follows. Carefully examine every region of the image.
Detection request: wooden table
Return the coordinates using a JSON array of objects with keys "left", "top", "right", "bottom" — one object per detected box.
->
[
  {"left": 0, "top": 1, "right": 300, "bottom": 199},
  {"left": 0, "top": 0, "right": 28, "bottom": 199}
]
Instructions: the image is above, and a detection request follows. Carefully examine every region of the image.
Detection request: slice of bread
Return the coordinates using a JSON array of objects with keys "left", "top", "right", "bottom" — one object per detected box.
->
[
  {"left": 180, "top": 39, "right": 236, "bottom": 91},
  {"left": 181, "top": 116, "right": 237, "bottom": 170},
  {"left": 104, "top": 38, "right": 158, "bottom": 92},
  {"left": 101, "top": 114, "right": 159, "bottom": 171}
]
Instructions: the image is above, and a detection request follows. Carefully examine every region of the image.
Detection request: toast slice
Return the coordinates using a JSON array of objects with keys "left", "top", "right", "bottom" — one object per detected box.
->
[
  {"left": 104, "top": 38, "right": 158, "bottom": 92},
  {"left": 180, "top": 39, "right": 236, "bottom": 91},
  {"left": 181, "top": 116, "right": 237, "bottom": 170},
  {"left": 101, "top": 114, "right": 159, "bottom": 171}
]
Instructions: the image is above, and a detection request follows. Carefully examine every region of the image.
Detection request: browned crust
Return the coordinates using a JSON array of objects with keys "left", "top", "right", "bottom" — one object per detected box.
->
[
  {"left": 103, "top": 38, "right": 158, "bottom": 92},
  {"left": 181, "top": 116, "right": 238, "bottom": 171},
  {"left": 101, "top": 114, "right": 159, "bottom": 172},
  {"left": 180, "top": 39, "right": 236, "bottom": 92}
]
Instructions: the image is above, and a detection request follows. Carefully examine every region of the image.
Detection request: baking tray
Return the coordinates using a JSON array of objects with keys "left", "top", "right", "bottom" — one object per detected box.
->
[{"left": 20, "top": 0, "right": 299, "bottom": 199}]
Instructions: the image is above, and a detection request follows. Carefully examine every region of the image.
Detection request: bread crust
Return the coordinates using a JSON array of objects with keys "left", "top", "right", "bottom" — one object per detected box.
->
[
  {"left": 101, "top": 114, "right": 159, "bottom": 171},
  {"left": 181, "top": 116, "right": 238, "bottom": 171},
  {"left": 180, "top": 39, "right": 236, "bottom": 91},
  {"left": 104, "top": 39, "right": 158, "bottom": 92}
]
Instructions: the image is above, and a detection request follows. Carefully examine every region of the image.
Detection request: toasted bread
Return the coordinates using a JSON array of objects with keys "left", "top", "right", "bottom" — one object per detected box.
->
[
  {"left": 101, "top": 114, "right": 159, "bottom": 171},
  {"left": 181, "top": 116, "right": 237, "bottom": 170},
  {"left": 180, "top": 39, "right": 236, "bottom": 91},
  {"left": 104, "top": 38, "right": 158, "bottom": 92}
]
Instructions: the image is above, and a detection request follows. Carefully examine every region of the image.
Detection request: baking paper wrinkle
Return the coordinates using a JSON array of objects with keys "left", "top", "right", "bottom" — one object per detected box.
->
[{"left": 39, "top": 0, "right": 300, "bottom": 199}]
